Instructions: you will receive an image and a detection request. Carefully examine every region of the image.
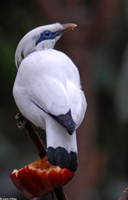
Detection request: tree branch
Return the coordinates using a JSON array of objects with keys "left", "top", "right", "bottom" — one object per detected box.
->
[
  {"left": 54, "top": 187, "right": 68, "bottom": 200},
  {"left": 16, "top": 112, "right": 68, "bottom": 200}
]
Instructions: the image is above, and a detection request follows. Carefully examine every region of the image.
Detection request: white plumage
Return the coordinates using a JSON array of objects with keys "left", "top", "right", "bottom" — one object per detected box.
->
[{"left": 13, "top": 22, "right": 87, "bottom": 172}]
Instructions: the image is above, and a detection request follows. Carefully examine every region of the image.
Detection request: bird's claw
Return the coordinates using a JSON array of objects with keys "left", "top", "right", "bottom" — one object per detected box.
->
[{"left": 15, "top": 112, "right": 28, "bottom": 129}]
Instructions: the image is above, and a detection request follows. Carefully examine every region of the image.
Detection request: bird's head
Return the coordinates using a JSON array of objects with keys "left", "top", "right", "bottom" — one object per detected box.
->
[{"left": 15, "top": 22, "right": 77, "bottom": 68}]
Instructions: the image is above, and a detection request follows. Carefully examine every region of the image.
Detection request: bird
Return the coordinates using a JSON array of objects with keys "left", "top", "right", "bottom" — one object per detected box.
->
[{"left": 13, "top": 22, "right": 87, "bottom": 172}]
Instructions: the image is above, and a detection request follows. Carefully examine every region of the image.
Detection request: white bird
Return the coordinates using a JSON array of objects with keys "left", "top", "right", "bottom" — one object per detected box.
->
[{"left": 13, "top": 22, "right": 87, "bottom": 172}]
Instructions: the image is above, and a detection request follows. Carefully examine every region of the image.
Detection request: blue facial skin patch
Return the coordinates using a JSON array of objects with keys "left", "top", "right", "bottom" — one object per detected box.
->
[{"left": 36, "top": 29, "right": 63, "bottom": 46}]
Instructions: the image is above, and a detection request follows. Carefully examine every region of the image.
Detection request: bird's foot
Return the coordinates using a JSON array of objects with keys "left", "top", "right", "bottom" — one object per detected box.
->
[{"left": 15, "top": 112, "right": 28, "bottom": 129}]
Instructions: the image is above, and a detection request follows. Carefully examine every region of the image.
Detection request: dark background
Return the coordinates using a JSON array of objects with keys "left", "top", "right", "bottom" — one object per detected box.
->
[{"left": 0, "top": 0, "right": 128, "bottom": 199}]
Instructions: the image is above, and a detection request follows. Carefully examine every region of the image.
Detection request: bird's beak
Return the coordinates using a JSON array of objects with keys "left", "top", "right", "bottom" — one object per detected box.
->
[
  {"left": 52, "top": 23, "right": 77, "bottom": 38},
  {"left": 62, "top": 23, "right": 77, "bottom": 32}
]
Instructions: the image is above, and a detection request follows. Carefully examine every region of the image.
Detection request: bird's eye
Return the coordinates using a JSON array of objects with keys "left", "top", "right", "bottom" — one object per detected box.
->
[
  {"left": 36, "top": 30, "right": 53, "bottom": 46},
  {"left": 44, "top": 32, "right": 50, "bottom": 37},
  {"left": 42, "top": 30, "right": 53, "bottom": 39}
]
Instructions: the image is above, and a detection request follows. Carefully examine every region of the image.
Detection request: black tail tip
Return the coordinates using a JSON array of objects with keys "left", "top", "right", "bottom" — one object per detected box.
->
[{"left": 47, "top": 147, "right": 78, "bottom": 172}]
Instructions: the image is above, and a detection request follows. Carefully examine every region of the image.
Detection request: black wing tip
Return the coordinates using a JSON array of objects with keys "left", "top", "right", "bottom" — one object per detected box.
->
[
  {"left": 47, "top": 146, "right": 78, "bottom": 172},
  {"left": 49, "top": 110, "right": 76, "bottom": 135},
  {"left": 31, "top": 102, "right": 76, "bottom": 134}
]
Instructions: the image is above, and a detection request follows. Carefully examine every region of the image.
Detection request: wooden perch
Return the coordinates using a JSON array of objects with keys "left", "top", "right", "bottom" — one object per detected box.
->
[{"left": 16, "top": 112, "right": 68, "bottom": 200}]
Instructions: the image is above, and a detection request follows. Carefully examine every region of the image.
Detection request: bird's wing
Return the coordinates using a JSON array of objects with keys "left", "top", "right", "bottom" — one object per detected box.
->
[
  {"left": 29, "top": 76, "right": 70, "bottom": 116},
  {"left": 66, "top": 80, "right": 87, "bottom": 127},
  {"left": 27, "top": 70, "right": 86, "bottom": 129}
]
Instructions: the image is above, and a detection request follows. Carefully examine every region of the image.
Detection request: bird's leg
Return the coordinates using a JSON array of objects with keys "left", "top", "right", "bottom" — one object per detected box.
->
[
  {"left": 16, "top": 112, "right": 47, "bottom": 158},
  {"left": 15, "top": 112, "right": 28, "bottom": 128}
]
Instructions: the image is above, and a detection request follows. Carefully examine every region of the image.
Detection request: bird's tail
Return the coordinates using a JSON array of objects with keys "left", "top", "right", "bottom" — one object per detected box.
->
[{"left": 46, "top": 120, "right": 78, "bottom": 172}]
